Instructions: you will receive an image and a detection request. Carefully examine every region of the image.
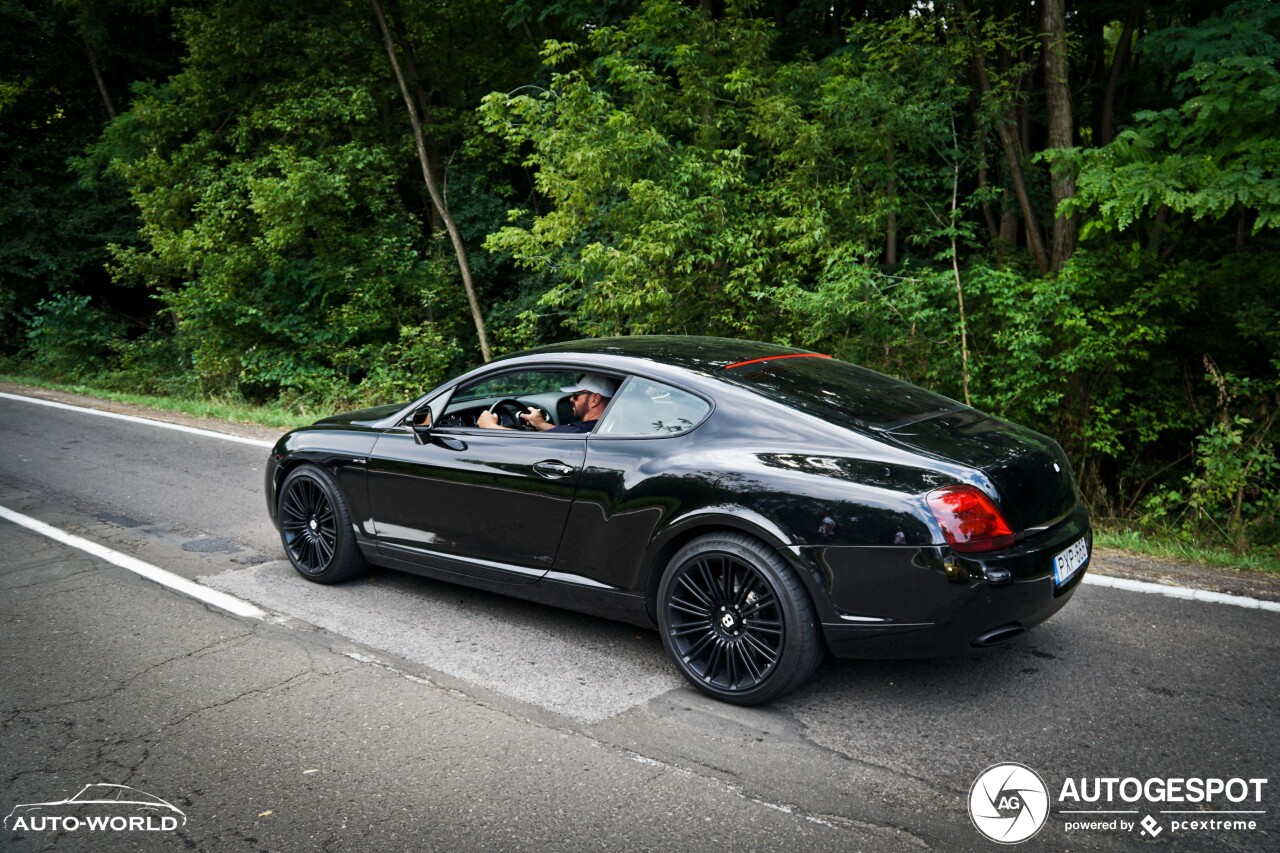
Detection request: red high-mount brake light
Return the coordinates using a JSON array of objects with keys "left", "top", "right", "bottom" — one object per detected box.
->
[{"left": 925, "top": 484, "right": 1015, "bottom": 553}]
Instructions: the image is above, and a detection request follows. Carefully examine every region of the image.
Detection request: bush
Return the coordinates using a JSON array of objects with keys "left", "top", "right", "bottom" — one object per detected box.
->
[
  {"left": 101, "top": 327, "right": 203, "bottom": 399},
  {"left": 25, "top": 293, "right": 124, "bottom": 380},
  {"left": 1137, "top": 363, "right": 1280, "bottom": 555}
]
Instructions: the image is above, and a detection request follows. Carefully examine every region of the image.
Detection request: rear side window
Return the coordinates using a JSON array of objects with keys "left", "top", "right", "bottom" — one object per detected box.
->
[
  {"left": 720, "top": 356, "right": 963, "bottom": 430},
  {"left": 598, "top": 378, "right": 710, "bottom": 436}
]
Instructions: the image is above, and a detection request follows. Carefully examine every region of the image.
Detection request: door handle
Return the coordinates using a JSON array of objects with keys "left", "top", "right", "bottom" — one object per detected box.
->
[{"left": 534, "top": 460, "right": 577, "bottom": 479}]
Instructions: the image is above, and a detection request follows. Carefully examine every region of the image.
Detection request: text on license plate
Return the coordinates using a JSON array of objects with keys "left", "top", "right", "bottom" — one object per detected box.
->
[{"left": 1053, "top": 535, "right": 1090, "bottom": 587}]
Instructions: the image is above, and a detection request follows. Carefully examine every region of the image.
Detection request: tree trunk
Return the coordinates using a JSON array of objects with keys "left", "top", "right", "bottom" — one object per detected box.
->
[
  {"left": 977, "top": 135, "right": 1001, "bottom": 243},
  {"left": 1100, "top": 0, "right": 1144, "bottom": 146},
  {"left": 1042, "top": 0, "right": 1076, "bottom": 272},
  {"left": 949, "top": 138, "right": 971, "bottom": 407},
  {"left": 961, "top": 2, "right": 1049, "bottom": 274},
  {"left": 79, "top": 31, "right": 117, "bottom": 120},
  {"left": 885, "top": 140, "right": 898, "bottom": 266},
  {"left": 1000, "top": 208, "right": 1018, "bottom": 246},
  {"left": 1149, "top": 204, "right": 1170, "bottom": 256},
  {"left": 369, "top": 0, "right": 492, "bottom": 362},
  {"left": 385, "top": 0, "right": 444, "bottom": 234}
]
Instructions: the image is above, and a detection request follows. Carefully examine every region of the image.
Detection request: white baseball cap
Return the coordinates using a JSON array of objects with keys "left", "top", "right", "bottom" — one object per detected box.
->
[{"left": 560, "top": 373, "right": 618, "bottom": 398}]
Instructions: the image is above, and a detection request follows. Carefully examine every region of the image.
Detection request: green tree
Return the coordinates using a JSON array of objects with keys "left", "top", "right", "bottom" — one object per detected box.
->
[
  {"left": 95, "top": 0, "right": 536, "bottom": 403},
  {"left": 0, "top": 0, "right": 178, "bottom": 364},
  {"left": 1065, "top": 0, "right": 1280, "bottom": 237},
  {"left": 481, "top": 1, "right": 972, "bottom": 347},
  {"left": 1053, "top": 0, "right": 1280, "bottom": 543}
]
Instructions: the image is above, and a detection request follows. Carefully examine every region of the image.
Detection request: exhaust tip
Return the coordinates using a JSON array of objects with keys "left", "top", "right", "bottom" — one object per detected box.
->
[{"left": 972, "top": 623, "right": 1026, "bottom": 648}]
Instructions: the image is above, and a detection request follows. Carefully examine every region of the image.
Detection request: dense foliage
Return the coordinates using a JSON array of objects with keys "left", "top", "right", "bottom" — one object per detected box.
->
[{"left": 2, "top": 0, "right": 1277, "bottom": 555}]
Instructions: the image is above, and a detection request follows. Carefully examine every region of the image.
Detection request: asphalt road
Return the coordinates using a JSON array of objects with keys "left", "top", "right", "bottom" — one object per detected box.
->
[{"left": 1, "top": 389, "right": 1277, "bottom": 852}]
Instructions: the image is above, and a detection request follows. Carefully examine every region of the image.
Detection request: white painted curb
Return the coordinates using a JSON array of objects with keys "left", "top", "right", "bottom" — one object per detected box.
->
[{"left": 1085, "top": 572, "right": 1280, "bottom": 613}]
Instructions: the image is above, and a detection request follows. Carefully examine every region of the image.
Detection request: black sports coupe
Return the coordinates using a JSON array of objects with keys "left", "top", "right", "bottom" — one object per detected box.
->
[{"left": 265, "top": 336, "right": 1091, "bottom": 704}]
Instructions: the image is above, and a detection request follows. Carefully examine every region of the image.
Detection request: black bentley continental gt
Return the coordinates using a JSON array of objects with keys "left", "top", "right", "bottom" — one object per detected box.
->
[{"left": 265, "top": 336, "right": 1091, "bottom": 704}]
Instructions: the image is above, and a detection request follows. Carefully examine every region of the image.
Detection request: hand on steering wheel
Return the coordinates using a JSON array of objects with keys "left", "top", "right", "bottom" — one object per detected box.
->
[{"left": 487, "top": 398, "right": 549, "bottom": 431}]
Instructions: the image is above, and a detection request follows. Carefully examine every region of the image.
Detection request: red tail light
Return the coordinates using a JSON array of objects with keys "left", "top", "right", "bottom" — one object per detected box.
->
[{"left": 926, "top": 485, "right": 1015, "bottom": 553}]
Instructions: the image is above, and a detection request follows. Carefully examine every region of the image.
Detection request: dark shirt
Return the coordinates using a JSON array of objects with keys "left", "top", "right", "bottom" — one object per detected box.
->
[{"left": 548, "top": 419, "right": 597, "bottom": 433}]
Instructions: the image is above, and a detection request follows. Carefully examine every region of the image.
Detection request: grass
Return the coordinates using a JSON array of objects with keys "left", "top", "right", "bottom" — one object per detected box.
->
[
  {"left": 1094, "top": 527, "right": 1280, "bottom": 576},
  {"left": 0, "top": 374, "right": 319, "bottom": 430}
]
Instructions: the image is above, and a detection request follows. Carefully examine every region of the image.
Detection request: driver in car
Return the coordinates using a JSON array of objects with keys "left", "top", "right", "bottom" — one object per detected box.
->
[{"left": 477, "top": 374, "right": 617, "bottom": 433}]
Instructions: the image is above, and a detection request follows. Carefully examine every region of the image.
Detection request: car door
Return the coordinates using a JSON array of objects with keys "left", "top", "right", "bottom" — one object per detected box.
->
[
  {"left": 552, "top": 375, "right": 714, "bottom": 590},
  {"left": 365, "top": 369, "right": 589, "bottom": 583}
]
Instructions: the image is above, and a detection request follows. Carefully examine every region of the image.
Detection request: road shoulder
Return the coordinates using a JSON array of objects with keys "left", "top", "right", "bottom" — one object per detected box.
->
[{"left": 0, "top": 381, "right": 288, "bottom": 445}]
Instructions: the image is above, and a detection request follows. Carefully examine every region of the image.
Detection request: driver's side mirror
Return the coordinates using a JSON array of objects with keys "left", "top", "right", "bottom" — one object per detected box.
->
[{"left": 410, "top": 406, "right": 433, "bottom": 445}]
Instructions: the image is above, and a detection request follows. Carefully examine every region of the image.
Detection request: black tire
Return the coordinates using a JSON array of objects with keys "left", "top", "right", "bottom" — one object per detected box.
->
[
  {"left": 657, "top": 532, "right": 822, "bottom": 705},
  {"left": 277, "top": 464, "right": 368, "bottom": 584}
]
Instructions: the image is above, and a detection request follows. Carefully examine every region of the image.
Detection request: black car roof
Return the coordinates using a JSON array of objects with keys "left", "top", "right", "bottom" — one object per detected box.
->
[
  {"left": 506, "top": 335, "right": 822, "bottom": 374},
  {"left": 501, "top": 335, "right": 969, "bottom": 433}
]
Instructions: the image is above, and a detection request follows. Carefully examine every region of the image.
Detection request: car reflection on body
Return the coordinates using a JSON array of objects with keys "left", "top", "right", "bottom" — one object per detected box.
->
[{"left": 265, "top": 336, "right": 1090, "bottom": 704}]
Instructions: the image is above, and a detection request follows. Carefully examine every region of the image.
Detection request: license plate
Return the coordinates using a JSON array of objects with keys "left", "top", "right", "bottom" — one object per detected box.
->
[{"left": 1053, "top": 535, "right": 1090, "bottom": 587}]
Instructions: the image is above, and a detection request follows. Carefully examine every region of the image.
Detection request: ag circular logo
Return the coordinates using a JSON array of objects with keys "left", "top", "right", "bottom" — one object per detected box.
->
[{"left": 969, "top": 763, "right": 1050, "bottom": 844}]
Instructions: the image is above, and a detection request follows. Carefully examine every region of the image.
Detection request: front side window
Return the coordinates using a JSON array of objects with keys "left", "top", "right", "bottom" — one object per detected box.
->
[
  {"left": 433, "top": 368, "right": 586, "bottom": 430},
  {"left": 597, "top": 377, "right": 710, "bottom": 436}
]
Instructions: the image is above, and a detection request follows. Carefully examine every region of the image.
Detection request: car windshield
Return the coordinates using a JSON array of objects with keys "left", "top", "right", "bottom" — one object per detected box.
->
[{"left": 719, "top": 356, "right": 964, "bottom": 431}]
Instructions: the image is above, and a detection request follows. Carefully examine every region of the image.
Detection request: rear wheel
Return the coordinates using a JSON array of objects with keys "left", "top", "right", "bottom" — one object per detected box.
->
[
  {"left": 277, "top": 465, "right": 367, "bottom": 584},
  {"left": 657, "top": 532, "right": 822, "bottom": 705}
]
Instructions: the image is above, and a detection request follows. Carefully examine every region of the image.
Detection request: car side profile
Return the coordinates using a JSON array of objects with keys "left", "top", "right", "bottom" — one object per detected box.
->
[{"left": 265, "top": 336, "right": 1090, "bottom": 704}]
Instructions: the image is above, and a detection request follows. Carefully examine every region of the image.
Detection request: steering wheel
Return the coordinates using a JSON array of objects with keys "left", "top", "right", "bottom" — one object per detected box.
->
[{"left": 487, "top": 398, "right": 550, "bottom": 431}]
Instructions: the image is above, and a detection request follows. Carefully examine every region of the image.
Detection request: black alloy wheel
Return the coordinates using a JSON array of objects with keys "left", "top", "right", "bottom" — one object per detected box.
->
[
  {"left": 658, "top": 533, "right": 822, "bottom": 705},
  {"left": 278, "top": 465, "right": 367, "bottom": 584}
]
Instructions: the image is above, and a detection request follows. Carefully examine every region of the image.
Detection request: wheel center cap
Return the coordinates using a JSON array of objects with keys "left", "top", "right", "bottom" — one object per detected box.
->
[
  {"left": 716, "top": 605, "right": 744, "bottom": 635},
  {"left": 309, "top": 518, "right": 318, "bottom": 531}
]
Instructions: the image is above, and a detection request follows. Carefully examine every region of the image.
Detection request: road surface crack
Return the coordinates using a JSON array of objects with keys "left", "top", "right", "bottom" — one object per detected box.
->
[{"left": 165, "top": 669, "right": 314, "bottom": 730}]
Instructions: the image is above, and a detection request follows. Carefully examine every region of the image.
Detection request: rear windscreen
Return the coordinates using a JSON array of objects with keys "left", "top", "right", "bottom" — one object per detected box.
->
[{"left": 719, "top": 356, "right": 964, "bottom": 431}]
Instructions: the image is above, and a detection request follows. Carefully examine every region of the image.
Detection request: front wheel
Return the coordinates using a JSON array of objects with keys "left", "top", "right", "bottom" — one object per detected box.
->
[
  {"left": 277, "top": 465, "right": 368, "bottom": 584},
  {"left": 657, "top": 533, "right": 822, "bottom": 705}
]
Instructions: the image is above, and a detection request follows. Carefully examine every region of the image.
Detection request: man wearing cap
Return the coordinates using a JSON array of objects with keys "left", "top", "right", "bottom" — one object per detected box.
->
[{"left": 476, "top": 373, "right": 617, "bottom": 433}]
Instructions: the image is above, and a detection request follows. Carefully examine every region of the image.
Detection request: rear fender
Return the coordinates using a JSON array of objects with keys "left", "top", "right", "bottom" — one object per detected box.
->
[{"left": 640, "top": 505, "right": 831, "bottom": 624}]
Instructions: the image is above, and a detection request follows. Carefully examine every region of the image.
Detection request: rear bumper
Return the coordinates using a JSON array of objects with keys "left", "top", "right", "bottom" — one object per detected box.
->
[{"left": 799, "top": 501, "right": 1091, "bottom": 659}]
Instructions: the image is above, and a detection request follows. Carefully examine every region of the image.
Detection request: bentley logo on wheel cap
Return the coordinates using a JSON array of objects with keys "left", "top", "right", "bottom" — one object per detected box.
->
[{"left": 721, "top": 613, "right": 736, "bottom": 629}]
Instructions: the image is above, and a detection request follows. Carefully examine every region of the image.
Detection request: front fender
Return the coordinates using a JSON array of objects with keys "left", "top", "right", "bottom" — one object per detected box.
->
[{"left": 266, "top": 428, "right": 382, "bottom": 537}]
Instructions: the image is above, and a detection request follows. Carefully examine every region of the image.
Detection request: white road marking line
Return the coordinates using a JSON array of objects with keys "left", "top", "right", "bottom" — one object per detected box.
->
[
  {"left": 0, "top": 504, "right": 267, "bottom": 620},
  {"left": 1086, "top": 572, "right": 1280, "bottom": 612},
  {"left": 0, "top": 391, "right": 275, "bottom": 448}
]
